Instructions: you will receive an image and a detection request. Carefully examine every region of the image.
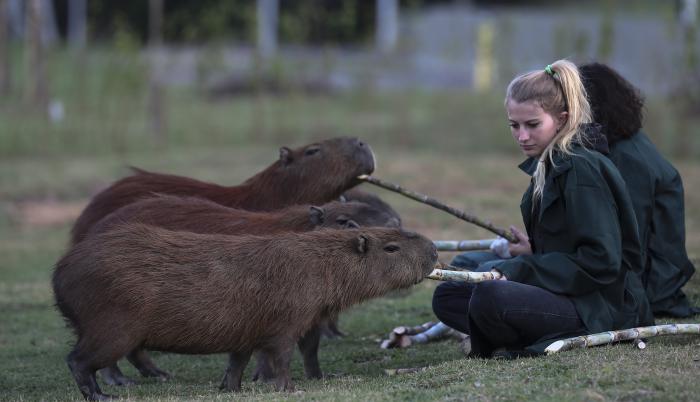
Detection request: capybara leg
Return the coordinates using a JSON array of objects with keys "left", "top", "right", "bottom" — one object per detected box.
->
[
  {"left": 270, "top": 341, "right": 296, "bottom": 392},
  {"left": 219, "top": 351, "right": 252, "bottom": 392},
  {"left": 326, "top": 318, "right": 347, "bottom": 338},
  {"left": 298, "top": 325, "right": 323, "bottom": 379},
  {"left": 67, "top": 350, "right": 117, "bottom": 401},
  {"left": 126, "top": 348, "right": 171, "bottom": 381},
  {"left": 99, "top": 363, "right": 136, "bottom": 386},
  {"left": 251, "top": 351, "right": 275, "bottom": 383}
]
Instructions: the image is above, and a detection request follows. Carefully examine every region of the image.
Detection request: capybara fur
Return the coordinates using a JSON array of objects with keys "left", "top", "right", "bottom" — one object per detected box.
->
[
  {"left": 70, "top": 137, "right": 375, "bottom": 245},
  {"left": 340, "top": 188, "right": 402, "bottom": 228},
  {"left": 89, "top": 194, "right": 396, "bottom": 239},
  {"left": 86, "top": 194, "right": 402, "bottom": 385},
  {"left": 53, "top": 225, "right": 437, "bottom": 400}
]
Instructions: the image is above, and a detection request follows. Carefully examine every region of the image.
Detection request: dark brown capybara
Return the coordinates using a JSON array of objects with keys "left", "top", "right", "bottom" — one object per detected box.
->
[
  {"left": 53, "top": 225, "right": 437, "bottom": 400},
  {"left": 88, "top": 194, "right": 400, "bottom": 240},
  {"left": 340, "top": 188, "right": 402, "bottom": 228},
  {"left": 85, "top": 194, "right": 402, "bottom": 386},
  {"left": 70, "top": 136, "right": 375, "bottom": 245}
]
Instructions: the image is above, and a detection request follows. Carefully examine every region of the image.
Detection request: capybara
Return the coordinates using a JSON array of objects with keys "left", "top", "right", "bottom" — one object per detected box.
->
[
  {"left": 340, "top": 188, "right": 402, "bottom": 228},
  {"left": 70, "top": 136, "right": 375, "bottom": 245},
  {"left": 53, "top": 225, "right": 437, "bottom": 400},
  {"left": 88, "top": 194, "right": 399, "bottom": 240},
  {"left": 85, "top": 194, "right": 402, "bottom": 385}
]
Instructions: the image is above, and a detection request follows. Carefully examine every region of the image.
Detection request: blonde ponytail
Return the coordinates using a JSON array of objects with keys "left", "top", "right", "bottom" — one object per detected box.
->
[{"left": 505, "top": 59, "right": 592, "bottom": 201}]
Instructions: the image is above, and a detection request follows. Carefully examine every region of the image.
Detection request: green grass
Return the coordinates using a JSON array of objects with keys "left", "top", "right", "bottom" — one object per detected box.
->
[{"left": 1, "top": 146, "right": 699, "bottom": 401}]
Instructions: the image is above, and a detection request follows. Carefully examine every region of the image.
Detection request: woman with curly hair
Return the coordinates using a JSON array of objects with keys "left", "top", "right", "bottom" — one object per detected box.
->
[{"left": 579, "top": 62, "right": 698, "bottom": 317}]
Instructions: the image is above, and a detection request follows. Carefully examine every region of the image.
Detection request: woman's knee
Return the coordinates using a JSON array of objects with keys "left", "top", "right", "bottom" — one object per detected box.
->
[
  {"left": 469, "top": 281, "right": 510, "bottom": 319},
  {"left": 432, "top": 282, "right": 470, "bottom": 320}
]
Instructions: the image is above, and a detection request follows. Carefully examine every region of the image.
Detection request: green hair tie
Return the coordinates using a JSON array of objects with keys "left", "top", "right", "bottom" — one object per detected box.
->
[{"left": 544, "top": 64, "right": 554, "bottom": 76}]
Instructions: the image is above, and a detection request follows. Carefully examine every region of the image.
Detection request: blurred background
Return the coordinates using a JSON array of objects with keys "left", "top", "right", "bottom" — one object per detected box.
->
[
  {"left": 0, "top": 0, "right": 698, "bottom": 158},
  {"left": 0, "top": 0, "right": 699, "bottom": 244}
]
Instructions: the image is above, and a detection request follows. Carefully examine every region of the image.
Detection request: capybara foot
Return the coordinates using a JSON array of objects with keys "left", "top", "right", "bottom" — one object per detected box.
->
[
  {"left": 275, "top": 378, "right": 295, "bottom": 392},
  {"left": 141, "top": 367, "right": 171, "bottom": 381},
  {"left": 99, "top": 366, "right": 136, "bottom": 386},
  {"left": 126, "top": 349, "right": 170, "bottom": 381},
  {"left": 67, "top": 353, "right": 118, "bottom": 401},
  {"left": 251, "top": 365, "right": 275, "bottom": 383},
  {"left": 218, "top": 372, "right": 241, "bottom": 392},
  {"left": 305, "top": 369, "right": 323, "bottom": 380},
  {"left": 218, "top": 352, "right": 251, "bottom": 392}
]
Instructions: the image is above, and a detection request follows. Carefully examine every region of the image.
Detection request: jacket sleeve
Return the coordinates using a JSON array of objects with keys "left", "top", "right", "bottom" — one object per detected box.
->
[
  {"left": 496, "top": 184, "right": 623, "bottom": 296},
  {"left": 647, "top": 170, "right": 695, "bottom": 281}
]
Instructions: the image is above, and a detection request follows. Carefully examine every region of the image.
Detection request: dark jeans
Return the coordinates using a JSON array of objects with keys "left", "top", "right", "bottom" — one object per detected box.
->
[{"left": 432, "top": 280, "right": 586, "bottom": 357}]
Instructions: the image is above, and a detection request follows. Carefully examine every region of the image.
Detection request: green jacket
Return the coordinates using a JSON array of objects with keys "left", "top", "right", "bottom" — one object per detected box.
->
[
  {"left": 497, "top": 142, "right": 654, "bottom": 352},
  {"left": 608, "top": 132, "right": 697, "bottom": 317}
]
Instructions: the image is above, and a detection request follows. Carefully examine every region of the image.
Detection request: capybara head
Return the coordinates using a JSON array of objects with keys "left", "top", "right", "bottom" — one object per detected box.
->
[
  {"left": 248, "top": 137, "right": 375, "bottom": 205},
  {"left": 315, "top": 228, "right": 438, "bottom": 303},
  {"left": 339, "top": 188, "right": 401, "bottom": 227},
  {"left": 311, "top": 200, "right": 401, "bottom": 229}
]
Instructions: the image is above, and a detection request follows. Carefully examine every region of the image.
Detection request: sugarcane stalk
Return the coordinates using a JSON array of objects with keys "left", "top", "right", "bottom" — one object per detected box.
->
[
  {"left": 545, "top": 323, "right": 700, "bottom": 354},
  {"left": 427, "top": 268, "right": 502, "bottom": 282},
  {"left": 384, "top": 367, "right": 428, "bottom": 375},
  {"left": 408, "top": 322, "right": 455, "bottom": 344},
  {"left": 393, "top": 322, "right": 436, "bottom": 336},
  {"left": 358, "top": 175, "right": 516, "bottom": 242},
  {"left": 434, "top": 239, "right": 496, "bottom": 251}
]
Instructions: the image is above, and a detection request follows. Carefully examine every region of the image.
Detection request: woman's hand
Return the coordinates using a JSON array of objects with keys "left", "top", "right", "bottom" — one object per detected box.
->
[{"left": 507, "top": 226, "right": 532, "bottom": 256}]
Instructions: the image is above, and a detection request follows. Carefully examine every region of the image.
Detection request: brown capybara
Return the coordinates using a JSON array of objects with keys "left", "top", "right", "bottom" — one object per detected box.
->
[
  {"left": 85, "top": 194, "right": 402, "bottom": 386},
  {"left": 70, "top": 136, "right": 375, "bottom": 245},
  {"left": 88, "top": 194, "right": 399, "bottom": 240},
  {"left": 53, "top": 225, "right": 437, "bottom": 400},
  {"left": 340, "top": 188, "right": 402, "bottom": 228}
]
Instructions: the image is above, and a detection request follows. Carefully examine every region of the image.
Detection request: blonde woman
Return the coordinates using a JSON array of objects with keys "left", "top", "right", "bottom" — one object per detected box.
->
[{"left": 432, "top": 60, "right": 654, "bottom": 357}]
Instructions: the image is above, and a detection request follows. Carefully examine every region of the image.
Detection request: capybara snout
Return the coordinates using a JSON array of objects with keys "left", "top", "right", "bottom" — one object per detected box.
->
[{"left": 355, "top": 228, "right": 437, "bottom": 287}]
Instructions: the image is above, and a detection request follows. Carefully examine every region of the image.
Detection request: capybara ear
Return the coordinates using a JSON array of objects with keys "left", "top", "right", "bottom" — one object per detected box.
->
[
  {"left": 355, "top": 234, "right": 368, "bottom": 254},
  {"left": 345, "top": 219, "right": 360, "bottom": 229},
  {"left": 279, "top": 147, "right": 293, "bottom": 165},
  {"left": 309, "top": 206, "right": 325, "bottom": 225}
]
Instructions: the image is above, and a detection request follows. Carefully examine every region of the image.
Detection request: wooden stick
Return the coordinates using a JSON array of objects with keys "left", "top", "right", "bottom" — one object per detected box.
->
[
  {"left": 545, "top": 323, "right": 700, "bottom": 354},
  {"left": 358, "top": 175, "right": 516, "bottom": 242},
  {"left": 434, "top": 239, "right": 496, "bottom": 251}
]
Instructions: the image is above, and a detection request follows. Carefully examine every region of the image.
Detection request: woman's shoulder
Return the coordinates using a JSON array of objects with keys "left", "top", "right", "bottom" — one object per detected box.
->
[
  {"left": 566, "top": 146, "right": 626, "bottom": 189},
  {"left": 610, "top": 132, "right": 679, "bottom": 179}
]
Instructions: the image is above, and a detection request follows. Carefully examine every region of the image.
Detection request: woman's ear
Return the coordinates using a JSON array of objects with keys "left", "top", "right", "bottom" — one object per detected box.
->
[{"left": 557, "top": 111, "right": 569, "bottom": 131}]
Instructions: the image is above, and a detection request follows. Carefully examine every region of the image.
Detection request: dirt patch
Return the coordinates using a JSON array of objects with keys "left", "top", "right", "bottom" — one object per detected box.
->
[{"left": 10, "top": 200, "right": 86, "bottom": 227}]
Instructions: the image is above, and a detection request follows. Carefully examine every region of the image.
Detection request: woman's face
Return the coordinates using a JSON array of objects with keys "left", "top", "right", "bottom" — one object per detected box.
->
[{"left": 506, "top": 99, "right": 566, "bottom": 157}]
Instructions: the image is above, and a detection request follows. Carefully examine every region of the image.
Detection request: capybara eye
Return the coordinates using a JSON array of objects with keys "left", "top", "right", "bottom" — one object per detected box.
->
[
  {"left": 383, "top": 243, "right": 400, "bottom": 253},
  {"left": 335, "top": 216, "right": 349, "bottom": 225},
  {"left": 304, "top": 146, "right": 321, "bottom": 156}
]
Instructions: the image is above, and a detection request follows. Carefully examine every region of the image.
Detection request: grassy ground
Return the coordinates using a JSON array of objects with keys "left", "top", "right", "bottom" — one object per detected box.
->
[{"left": 1, "top": 144, "right": 699, "bottom": 401}]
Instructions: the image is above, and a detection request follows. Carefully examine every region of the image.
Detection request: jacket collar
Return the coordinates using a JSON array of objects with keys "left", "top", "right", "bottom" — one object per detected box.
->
[{"left": 517, "top": 123, "right": 607, "bottom": 178}]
